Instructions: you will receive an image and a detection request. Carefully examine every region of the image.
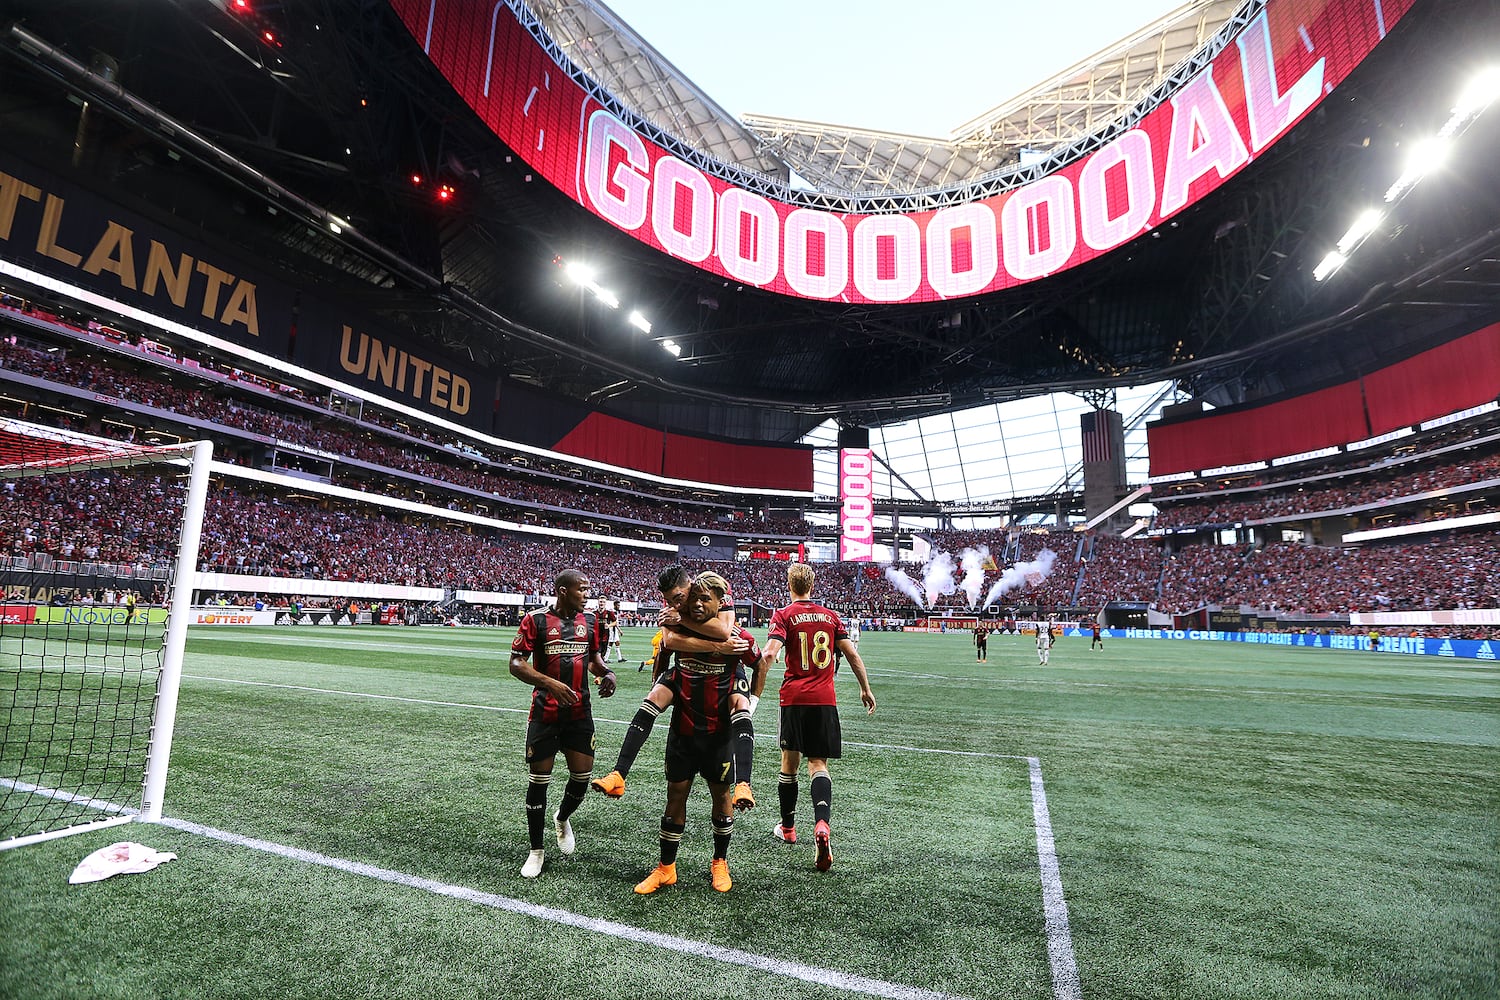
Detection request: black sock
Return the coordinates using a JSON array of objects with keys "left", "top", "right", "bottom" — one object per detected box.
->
[
  {"left": 614, "top": 701, "right": 661, "bottom": 778},
  {"left": 525, "top": 773, "right": 550, "bottom": 849},
  {"left": 778, "top": 771, "right": 798, "bottom": 829},
  {"left": 731, "top": 709, "right": 754, "bottom": 784},
  {"left": 713, "top": 814, "right": 734, "bottom": 860},
  {"left": 660, "top": 817, "right": 685, "bottom": 865},
  {"left": 811, "top": 771, "right": 832, "bottom": 826},
  {"left": 557, "top": 770, "right": 589, "bottom": 822}
]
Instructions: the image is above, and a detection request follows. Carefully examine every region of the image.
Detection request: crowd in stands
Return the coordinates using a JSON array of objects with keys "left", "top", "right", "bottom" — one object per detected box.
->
[
  {"left": 0, "top": 338, "right": 810, "bottom": 537},
  {"left": 6, "top": 300, "right": 1500, "bottom": 630},
  {"left": 1152, "top": 453, "right": 1500, "bottom": 529}
]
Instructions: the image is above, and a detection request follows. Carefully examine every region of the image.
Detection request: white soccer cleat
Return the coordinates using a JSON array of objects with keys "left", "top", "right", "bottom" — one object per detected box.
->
[
  {"left": 521, "top": 848, "right": 545, "bottom": 878},
  {"left": 554, "top": 813, "right": 576, "bottom": 855}
]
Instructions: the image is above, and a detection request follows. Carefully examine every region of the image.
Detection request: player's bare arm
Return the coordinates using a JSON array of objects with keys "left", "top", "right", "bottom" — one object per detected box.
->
[
  {"left": 836, "top": 639, "right": 876, "bottom": 714},
  {"left": 588, "top": 650, "right": 617, "bottom": 698},
  {"left": 752, "top": 638, "right": 782, "bottom": 700},
  {"left": 509, "top": 651, "right": 579, "bottom": 706}
]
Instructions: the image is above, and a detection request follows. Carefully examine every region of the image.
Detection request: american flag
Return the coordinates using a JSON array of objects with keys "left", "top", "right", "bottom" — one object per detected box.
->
[{"left": 1081, "top": 410, "right": 1112, "bottom": 465}]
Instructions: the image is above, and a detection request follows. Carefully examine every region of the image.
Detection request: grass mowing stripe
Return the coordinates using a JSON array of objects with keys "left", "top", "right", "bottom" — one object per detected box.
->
[{"left": 3, "top": 777, "right": 977, "bottom": 1000}]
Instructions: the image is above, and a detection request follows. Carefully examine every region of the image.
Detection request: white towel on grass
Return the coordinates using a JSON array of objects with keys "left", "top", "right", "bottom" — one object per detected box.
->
[{"left": 69, "top": 841, "right": 177, "bottom": 884}]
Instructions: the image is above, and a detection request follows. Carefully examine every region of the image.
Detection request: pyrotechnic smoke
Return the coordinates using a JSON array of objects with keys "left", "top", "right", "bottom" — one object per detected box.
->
[
  {"left": 883, "top": 565, "right": 926, "bottom": 609},
  {"left": 923, "top": 551, "right": 957, "bottom": 607},
  {"left": 958, "top": 546, "right": 989, "bottom": 608},
  {"left": 982, "top": 549, "right": 1057, "bottom": 608}
]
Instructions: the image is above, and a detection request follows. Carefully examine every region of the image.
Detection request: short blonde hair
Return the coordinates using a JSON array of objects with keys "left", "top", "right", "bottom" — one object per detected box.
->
[
  {"left": 787, "top": 562, "right": 814, "bottom": 597},
  {"left": 692, "top": 571, "right": 729, "bottom": 600}
]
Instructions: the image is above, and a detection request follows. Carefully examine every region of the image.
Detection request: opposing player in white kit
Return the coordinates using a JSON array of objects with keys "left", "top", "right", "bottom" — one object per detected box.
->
[{"left": 1036, "top": 619, "right": 1054, "bottom": 666}]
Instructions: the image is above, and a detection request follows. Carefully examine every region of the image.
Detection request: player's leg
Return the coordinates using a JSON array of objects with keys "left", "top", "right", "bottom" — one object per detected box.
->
[
  {"left": 730, "top": 675, "right": 755, "bottom": 811},
  {"left": 553, "top": 738, "right": 595, "bottom": 856},
  {"left": 708, "top": 769, "right": 735, "bottom": 892},
  {"left": 594, "top": 680, "right": 675, "bottom": 796},
  {"left": 808, "top": 757, "right": 834, "bottom": 872},
  {"left": 776, "top": 741, "right": 802, "bottom": 844},
  {"left": 636, "top": 761, "right": 692, "bottom": 895},
  {"left": 522, "top": 726, "right": 557, "bottom": 877}
]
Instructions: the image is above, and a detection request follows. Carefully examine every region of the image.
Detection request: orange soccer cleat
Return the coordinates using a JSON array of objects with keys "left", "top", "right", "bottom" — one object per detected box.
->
[
  {"left": 732, "top": 781, "right": 755, "bottom": 811},
  {"left": 634, "top": 863, "right": 677, "bottom": 895},
  {"left": 710, "top": 858, "right": 732, "bottom": 892},
  {"left": 591, "top": 770, "right": 626, "bottom": 798}
]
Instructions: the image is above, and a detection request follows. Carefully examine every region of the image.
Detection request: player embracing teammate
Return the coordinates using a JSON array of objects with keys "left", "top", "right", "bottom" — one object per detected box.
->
[{"left": 755, "top": 562, "right": 875, "bottom": 872}]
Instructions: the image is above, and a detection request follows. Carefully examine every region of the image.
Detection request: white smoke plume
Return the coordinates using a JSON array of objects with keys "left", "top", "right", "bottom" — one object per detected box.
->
[
  {"left": 922, "top": 550, "right": 958, "bottom": 608},
  {"left": 958, "top": 546, "right": 990, "bottom": 608},
  {"left": 982, "top": 549, "right": 1058, "bottom": 609},
  {"left": 883, "top": 564, "right": 926, "bottom": 609}
]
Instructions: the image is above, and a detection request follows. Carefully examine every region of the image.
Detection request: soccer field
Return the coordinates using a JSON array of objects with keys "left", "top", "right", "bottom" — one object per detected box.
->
[{"left": 2, "top": 626, "right": 1496, "bottom": 999}]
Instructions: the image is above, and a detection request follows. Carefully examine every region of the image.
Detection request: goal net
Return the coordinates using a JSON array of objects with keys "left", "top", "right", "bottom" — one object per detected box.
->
[{"left": 0, "top": 418, "right": 211, "bottom": 849}]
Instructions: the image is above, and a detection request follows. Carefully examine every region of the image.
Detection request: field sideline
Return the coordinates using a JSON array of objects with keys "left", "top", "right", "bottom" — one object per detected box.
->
[{"left": 2, "top": 625, "right": 1496, "bottom": 999}]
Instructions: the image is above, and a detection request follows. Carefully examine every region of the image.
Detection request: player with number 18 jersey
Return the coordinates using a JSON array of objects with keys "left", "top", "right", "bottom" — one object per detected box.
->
[{"left": 769, "top": 600, "right": 847, "bottom": 708}]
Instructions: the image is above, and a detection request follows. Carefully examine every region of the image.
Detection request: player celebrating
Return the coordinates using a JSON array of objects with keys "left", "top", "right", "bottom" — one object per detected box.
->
[
  {"left": 1036, "top": 616, "right": 1054, "bottom": 666},
  {"left": 508, "top": 569, "right": 616, "bottom": 878},
  {"left": 634, "top": 573, "right": 762, "bottom": 894},
  {"left": 593, "top": 566, "right": 758, "bottom": 810},
  {"left": 755, "top": 563, "right": 875, "bottom": 872}
]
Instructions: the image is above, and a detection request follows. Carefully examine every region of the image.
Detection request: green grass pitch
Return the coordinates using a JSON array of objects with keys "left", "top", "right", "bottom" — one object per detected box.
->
[{"left": 2, "top": 625, "right": 1496, "bottom": 999}]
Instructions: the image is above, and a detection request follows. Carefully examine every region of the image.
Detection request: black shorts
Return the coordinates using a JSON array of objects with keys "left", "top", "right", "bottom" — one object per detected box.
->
[
  {"left": 525, "top": 715, "right": 596, "bottom": 763},
  {"left": 664, "top": 730, "right": 735, "bottom": 785},
  {"left": 733, "top": 664, "right": 750, "bottom": 697},
  {"left": 976, "top": 639, "right": 988, "bottom": 651},
  {"left": 778, "top": 704, "right": 841, "bottom": 759}
]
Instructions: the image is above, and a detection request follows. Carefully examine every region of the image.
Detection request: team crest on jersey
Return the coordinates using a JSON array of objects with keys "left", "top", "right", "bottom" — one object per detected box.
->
[{"left": 574, "top": 623, "right": 588, "bottom": 639}]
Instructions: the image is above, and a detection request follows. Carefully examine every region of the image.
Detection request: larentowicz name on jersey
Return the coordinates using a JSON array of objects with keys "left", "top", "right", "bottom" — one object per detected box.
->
[{"left": 577, "top": 8, "right": 1325, "bottom": 303}]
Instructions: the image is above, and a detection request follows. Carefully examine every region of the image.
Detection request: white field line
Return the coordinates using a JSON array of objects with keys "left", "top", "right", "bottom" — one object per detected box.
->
[
  {"left": 3, "top": 778, "right": 973, "bottom": 1000},
  {"left": 4, "top": 669, "right": 1082, "bottom": 999}
]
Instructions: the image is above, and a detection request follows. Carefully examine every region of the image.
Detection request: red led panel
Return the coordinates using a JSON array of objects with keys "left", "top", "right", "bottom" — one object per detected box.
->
[{"left": 390, "top": 0, "right": 1413, "bottom": 305}]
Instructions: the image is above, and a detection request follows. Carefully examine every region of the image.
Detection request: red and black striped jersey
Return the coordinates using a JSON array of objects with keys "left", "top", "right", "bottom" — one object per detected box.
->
[
  {"left": 668, "top": 627, "right": 759, "bottom": 737},
  {"left": 511, "top": 607, "right": 598, "bottom": 723},
  {"left": 769, "top": 600, "right": 848, "bottom": 707}
]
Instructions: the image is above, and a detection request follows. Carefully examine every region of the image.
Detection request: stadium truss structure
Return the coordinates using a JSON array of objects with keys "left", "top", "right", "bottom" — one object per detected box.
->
[{"left": 524, "top": 0, "right": 1247, "bottom": 208}]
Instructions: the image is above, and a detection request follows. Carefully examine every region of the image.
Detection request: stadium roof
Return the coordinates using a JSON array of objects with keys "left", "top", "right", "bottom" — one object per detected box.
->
[
  {"left": 741, "top": 0, "right": 1244, "bottom": 197},
  {"left": 0, "top": 0, "right": 1497, "bottom": 444}
]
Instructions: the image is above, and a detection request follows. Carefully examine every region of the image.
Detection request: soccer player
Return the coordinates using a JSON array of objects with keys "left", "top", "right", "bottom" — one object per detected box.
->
[
  {"left": 608, "top": 600, "right": 625, "bottom": 661},
  {"left": 1090, "top": 617, "right": 1104, "bottom": 650},
  {"left": 633, "top": 573, "right": 761, "bottom": 894},
  {"left": 973, "top": 620, "right": 988, "bottom": 662},
  {"left": 508, "top": 569, "right": 616, "bottom": 878},
  {"left": 593, "top": 566, "right": 759, "bottom": 810},
  {"left": 755, "top": 563, "right": 875, "bottom": 872},
  {"left": 1037, "top": 617, "right": 1054, "bottom": 666}
]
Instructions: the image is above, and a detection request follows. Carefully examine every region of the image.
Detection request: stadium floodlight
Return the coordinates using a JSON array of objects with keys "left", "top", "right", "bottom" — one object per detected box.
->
[
  {"left": 328, "top": 215, "right": 347, "bottom": 235},
  {"left": 1312, "top": 250, "right": 1347, "bottom": 281},
  {"left": 1453, "top": 66, "right": 1500, "bottom": 121},
  {"left": 595, "top": 288, "right": 620, "bottom": 309},
  {"left": 1384, "top": 136, "right": 1450, "bottom": 201},
  {"left": 1336, "top": 209, "right": 1384, "bottom": 254},
  {"left": 661, "top": 338, "right": 681, "bottom": 357},
  {"left": 564, "top": 261, "right": 594, "bottom": 286},
  {"left": 628, "top": 310, "right": 651, "bottom": 333}
]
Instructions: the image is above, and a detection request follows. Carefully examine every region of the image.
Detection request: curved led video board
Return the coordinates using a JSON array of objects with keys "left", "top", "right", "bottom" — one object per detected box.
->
[{"left": 392, "top": 0, "right": 1412, "bottom": 304}]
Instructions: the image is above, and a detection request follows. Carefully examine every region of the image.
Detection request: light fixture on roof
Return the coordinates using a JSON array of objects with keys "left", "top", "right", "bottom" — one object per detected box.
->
[
  {"left": 628, "top": 311, "right": 651, "bottom": 333},
  {"left": 1312, "top": 250, "right": 1346, "bottom": 282},
  {"left": 661, "top": 339, "right": 681, "bottom": 358},
  {"left": 595, "top": 288, "right": 619, "bottom": 309},
  {"left": 1335, "top": 208, "right": 1383, "bottom": 254},
  {"left": 1453, "top": 66, "right": 1500, "bottom": 121}
]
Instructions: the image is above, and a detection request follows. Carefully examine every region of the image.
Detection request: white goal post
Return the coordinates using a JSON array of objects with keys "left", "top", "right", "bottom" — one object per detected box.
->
[{"left": 0, "top": 418, "right": 212, "bottom": 849}]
